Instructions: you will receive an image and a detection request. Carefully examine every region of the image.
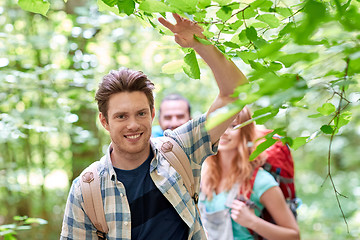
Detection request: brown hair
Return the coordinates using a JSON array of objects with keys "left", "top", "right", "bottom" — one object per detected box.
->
[
  {"left": 202, "top": 106, "right": 266, "bottom": 200},
  {"left": 95, "top": 68, "right": 155, "bottom": 121}
]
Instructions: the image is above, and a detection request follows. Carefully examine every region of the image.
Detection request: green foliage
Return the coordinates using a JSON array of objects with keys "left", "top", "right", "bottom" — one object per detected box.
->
[
  {"left": 0, "top": 216, "right": 47, "bottom": 239},
  {"left": 7, "top": 0, "right": 360, "bottom": 238}
]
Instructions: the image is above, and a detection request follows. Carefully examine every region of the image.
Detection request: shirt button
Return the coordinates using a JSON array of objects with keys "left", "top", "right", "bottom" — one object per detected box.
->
[
  {"left": 124, "top": 222, "right": 128, "bottom": 226},
  {"left": 120, "top": 193, "right": 124, "bottom": 197}
]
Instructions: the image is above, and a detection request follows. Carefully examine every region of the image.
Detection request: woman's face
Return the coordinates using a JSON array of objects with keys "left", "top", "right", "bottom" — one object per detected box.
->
[{"left": 218, "top": 121, "right": 240, "bottom": 151}]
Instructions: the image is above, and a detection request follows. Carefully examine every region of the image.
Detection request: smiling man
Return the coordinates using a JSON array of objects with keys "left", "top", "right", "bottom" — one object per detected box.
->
[{"left": 61, "top": 13, "right": 248, "bottom": 240}]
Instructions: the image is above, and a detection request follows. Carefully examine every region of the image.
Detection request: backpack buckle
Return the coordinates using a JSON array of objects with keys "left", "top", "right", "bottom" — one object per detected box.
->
[
  {"left": 193, "top": 192, "right": 199, "bottom": 204},
  {"left": 96, "top": 230, "right": 106, "bottom": 240}
]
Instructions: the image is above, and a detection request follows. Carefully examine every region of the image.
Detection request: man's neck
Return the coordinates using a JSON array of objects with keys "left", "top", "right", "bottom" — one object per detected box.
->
[{"left": 110, "top": 145, "right": 151, "bottom": 170}]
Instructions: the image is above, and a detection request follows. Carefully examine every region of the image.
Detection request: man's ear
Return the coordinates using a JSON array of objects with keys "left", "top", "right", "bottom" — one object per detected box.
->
[
  {"left": 99, "top": 112, "right": 109, "bottom": 131},
  {"left": 151, "top": 107, "right": 155, "bottom": 121}
]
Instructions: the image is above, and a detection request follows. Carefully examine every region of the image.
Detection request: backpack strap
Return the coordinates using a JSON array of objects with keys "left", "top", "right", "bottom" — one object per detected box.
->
[
  {"left": 80, "top": 163, "right": 109, "bottom": 240},
  {"left": 156, "top": 136, "right": 198, "bottom": 204}
]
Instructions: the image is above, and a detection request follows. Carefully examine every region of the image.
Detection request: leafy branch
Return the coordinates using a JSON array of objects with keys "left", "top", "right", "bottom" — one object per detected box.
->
[{"left": 321, "top": 57, "right": 351, "bottom": 233}]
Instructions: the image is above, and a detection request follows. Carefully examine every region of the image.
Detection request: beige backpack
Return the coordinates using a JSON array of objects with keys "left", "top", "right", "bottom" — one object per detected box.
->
[{"left": 79, "top": 136, "right": 197, "bottom": 240}]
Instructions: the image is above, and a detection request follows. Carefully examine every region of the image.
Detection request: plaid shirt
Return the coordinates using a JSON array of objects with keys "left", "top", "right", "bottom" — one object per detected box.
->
[{"left": 60, "top": 114, "right": 218, "bottom": 240}]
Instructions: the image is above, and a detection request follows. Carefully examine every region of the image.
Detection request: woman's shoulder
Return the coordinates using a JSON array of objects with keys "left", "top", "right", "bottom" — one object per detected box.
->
[{"left": 252, "top": 168, "right": 278, "bottom": 197}]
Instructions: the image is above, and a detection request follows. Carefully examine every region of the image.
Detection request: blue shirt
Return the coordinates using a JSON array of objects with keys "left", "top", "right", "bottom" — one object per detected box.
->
[
  {"left": 152, "top": 125, "right": 164, "bottom": 137},
  {"left": 199, "top": 169, "right": 278, "bottom": 240},
  {"left": 61, "top": 114, "right": 217, "bottom": 240},
  {"left": 114, "top": 148, "right": 188, "bottom": 240}
]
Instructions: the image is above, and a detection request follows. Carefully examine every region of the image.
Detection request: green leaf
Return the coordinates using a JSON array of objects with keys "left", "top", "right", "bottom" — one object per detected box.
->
[
  {"left": 308, "top": 113, "right": 323, "bottom": 118},
  {"left": 276, "top": 52, "right": 319, "bottom": 68},
  {"left": 257, "top": 41, "right": 284, "bottom": 58},
  {"left": 256, "top": 14, "right": 280, "bottom": 28},
  {"left": 198, "top": 0, "right": 211, "bottom": 9},
  {"left": 182, "top": 49, "right": 200, "bottom": 79},
  {"left": 139, "top": 0, "right": 174, "bottom": 13},
  {"left": 250, "top": 0, "right": 272, "bottom": 9},
  {"left": 117, "top": 0, "right": 135, "bottom": 15},
  {"left": 317, "top": 103, "right": 336, "bottom": 116},
  {"left": 275, "top": 7, "right": 293, "bottom": 18},
  {"left": 252, "top": 106, "right": 279, "bottom": 124},
  {"left": 161, "top": 60, "right": 183, "bottom": 74},
  {"left": 250, "top": 138, "right": 277, "bottom": 160},
  {"left": 236, "top": 50, "right": 257, "bottom": 63},
  {"left": 238, "top": 6, "right": 256, "bottom": 19},
  {"left": 213, "top": 0, "right": 232, "bottom": 6},
  {"left": 18, "top": 0, "right": 50, "bottom": 16},
  {"left": 229, "top": 20, "right": 243, "bottom": 30},
  {"left": 194, "top": 35, "right": 212, "bottom": 45},
  {"left": 246, "top": 26, "right": 257, "bottom": 41},
  {"left": 320, "top": 125, "right": 334, "bottom": 134},
  {"left": 4, "top": 234, "right": 17, "bottom": 240},
  {"left": 97, "top": 0, "right": 119, "bottom": 14},
  {"left": 223, "top": 41, "right": 240, "bottom": 49},
  {"left": 167, "top": 0, "right": 197, "bottom": 13},
  {"left": 24, "top": 218, "right": 48, "bottom": 225},
  {"left": 291, "top": 136, "right": 308, "bottom": 150},
  {"left": 334, "top": 111, "right": 352, "bottom": 129},
  {"left": 102, "top": 0, "right": 117, "bottom": 7},
  {"left": 216, "top": 6, "right": 233, "bottom": 21},
  {"left": 206, "top": 103, "right": 245, "bottom": 130}
]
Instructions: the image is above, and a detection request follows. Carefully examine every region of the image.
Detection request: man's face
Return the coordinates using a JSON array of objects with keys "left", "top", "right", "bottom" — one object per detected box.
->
[
  {"left": 99, "top": 91, "right": 154, "bottom": 157},
  {"left": 159, "top": 99, "right": 191, "bottom": 131}
]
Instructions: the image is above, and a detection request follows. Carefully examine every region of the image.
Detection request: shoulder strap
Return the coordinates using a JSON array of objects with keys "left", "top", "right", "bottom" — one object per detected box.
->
[
  {"left": 80, "top": 163, "right": 108, "bottom": 239},
  {"left": 157, "top": 136, "right": 197, "bottom": 203}
]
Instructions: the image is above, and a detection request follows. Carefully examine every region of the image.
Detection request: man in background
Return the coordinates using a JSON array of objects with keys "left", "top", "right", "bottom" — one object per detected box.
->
[{"left": 152, "top": 93, "right": 191, "bottom": 137}]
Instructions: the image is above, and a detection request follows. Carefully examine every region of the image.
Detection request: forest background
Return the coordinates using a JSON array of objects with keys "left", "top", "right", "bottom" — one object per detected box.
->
[{"left": 0, "top": 0, "right": 359, "bottom": 239}]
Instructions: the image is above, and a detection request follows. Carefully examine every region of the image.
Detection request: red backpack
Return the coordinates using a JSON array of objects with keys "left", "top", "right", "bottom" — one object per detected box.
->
[{"left": 242, "top": 132, "right": 299, "bottom": 239}]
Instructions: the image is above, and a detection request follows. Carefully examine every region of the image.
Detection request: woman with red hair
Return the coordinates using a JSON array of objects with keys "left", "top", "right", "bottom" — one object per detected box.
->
[{"left": 199, "top": 107, "right": 300, "bottom": 240}]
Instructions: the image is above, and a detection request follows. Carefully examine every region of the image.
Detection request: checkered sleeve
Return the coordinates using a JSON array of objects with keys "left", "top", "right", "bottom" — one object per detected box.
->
[
  {"left": 60, "top": 178, "right": 98, "bottom": 240},
  {"left": 165, "top": 114, "right": 218, "bottom": 166}
]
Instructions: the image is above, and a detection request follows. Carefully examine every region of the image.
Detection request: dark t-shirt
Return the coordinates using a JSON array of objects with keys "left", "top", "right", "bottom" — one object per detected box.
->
[{"left": 114, "top": 148, "right": 189, "bottom": 240}]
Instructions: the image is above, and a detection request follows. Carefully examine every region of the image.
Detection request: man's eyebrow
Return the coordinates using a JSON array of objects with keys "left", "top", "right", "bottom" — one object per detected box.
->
[{"left": 111, "top": 111, "right": 127, "bottom": 117}]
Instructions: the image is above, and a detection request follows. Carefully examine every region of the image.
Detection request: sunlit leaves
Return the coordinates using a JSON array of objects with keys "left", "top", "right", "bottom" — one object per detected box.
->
[
  {"left": 320, "top": 124, "right": 334, "bottom": 134},
  {"left": 276, "top": 52, "right": 319, "bottom": 68},
  {"left": 335, "top": 111, "right": 352, "bottom": 129},
  {"left": 101, "top": 0, "right": 135, "bottom": 15},
  {"left": 246, "top": 26, "right": 257, "bottom": 42},
  {"left": 166, "top": 0, "right": 197, "bottom": 13},
  {"left": 250, "top": 137, "right": 277, "bottom": 160},
  {"left": 18, "top": 0, "right": 50, "bottom": 16},
  {"left": 252, "top": 106, "right": 279, "bottom": 125},
  {"left": 161, "top": 60, "right": 183, "bottom": 74},
  {"left": 291, "top": 136, "right": 309, "bottom": 150},
  {"left": 182, "top": 49, "right": 200, "bottom": 79},
  {"left": 198, "top": 0, "right": 211, "bottom": 9},
  {"left": 139, "top": 0, "right": 175, "bottom": 13},
  {"left": 206, "top": 102, "right": 244, "bottom": 130},
  {"left": 317, "top": 103, "right": 336, "bottom": 116},
  {"left": 256, "top": 14, "right": 280, "bottom": 28}
]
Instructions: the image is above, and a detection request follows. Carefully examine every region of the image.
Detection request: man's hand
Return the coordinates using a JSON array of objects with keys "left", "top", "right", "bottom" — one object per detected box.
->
[{"left": 158, "top": 13, "right": 204, "bottom": 49}]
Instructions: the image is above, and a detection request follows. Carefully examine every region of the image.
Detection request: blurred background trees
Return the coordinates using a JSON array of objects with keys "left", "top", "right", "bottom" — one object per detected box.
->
[{"left": 1, "top": 0, "right": 359, "bottom": 239}]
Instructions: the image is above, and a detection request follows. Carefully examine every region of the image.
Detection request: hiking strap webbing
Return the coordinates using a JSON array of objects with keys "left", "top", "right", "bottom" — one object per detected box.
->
[
  {"left": 157, "top": 136, "right": 198, "bottom": 204},
  {"left": 80, "top": 163, "right": 108, "bottom": 240}
]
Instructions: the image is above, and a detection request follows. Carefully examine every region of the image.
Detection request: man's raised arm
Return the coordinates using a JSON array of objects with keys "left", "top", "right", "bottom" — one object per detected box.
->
[{"left": 159, "top": 13, "right": 248, "bottom": 143}]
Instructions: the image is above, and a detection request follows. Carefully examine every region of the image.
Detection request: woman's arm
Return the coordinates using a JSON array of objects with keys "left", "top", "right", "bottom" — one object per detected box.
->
[{"left": 230, "top": 186, "right": 300, "bottom": 240}]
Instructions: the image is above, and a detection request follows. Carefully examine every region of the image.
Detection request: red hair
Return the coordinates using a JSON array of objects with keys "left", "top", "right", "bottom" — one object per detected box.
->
[{"left": 202, "top": 107, "right": 266, "bottom": 200}]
